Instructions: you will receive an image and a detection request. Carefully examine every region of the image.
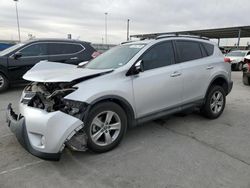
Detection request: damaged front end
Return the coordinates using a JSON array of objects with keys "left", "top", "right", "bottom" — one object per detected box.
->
[
  {"left": 22, "top": 82, "right": 90, "bottom": 152},
  {"left": 6, "top": 81, "right": 89, "bottom": 161}
]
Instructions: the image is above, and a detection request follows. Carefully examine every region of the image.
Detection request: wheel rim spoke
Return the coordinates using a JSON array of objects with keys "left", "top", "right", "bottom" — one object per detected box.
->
[
  {"left": 109, "top": 122, "right": 121, "bottom": 130},
  {"left": 92, "top": 117, "right": 103, "bottom": 128},
  {"left": 210, "top": 102, "right": 216, "bottom": 109},
  {"left": 216, "top": 92, "right": 222, "bottom": 100},
  {"left": 105, "top": 111, "right": 114, "bottom": 124},
  {"left": 0, "top": 76, "right": 3, "bottom": 87},
  {"left": 104, "top": 131, "right": 112, "bottom": 144},
  {"left": 217, "top": 101, "right": 223, "bottom": 106},
  {"left": 92, "top": 129, "right": 103, "bottom": 142}
]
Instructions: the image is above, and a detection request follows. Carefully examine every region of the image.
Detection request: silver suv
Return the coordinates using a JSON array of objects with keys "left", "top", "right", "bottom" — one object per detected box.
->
[{"left": 7, "top": 36, "right": 233, "bottom": 160}]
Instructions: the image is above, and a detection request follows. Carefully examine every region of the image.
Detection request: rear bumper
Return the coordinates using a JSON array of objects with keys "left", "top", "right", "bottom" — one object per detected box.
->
[{"left": 6, "top": 103, "right": 84, "bottom": 161}]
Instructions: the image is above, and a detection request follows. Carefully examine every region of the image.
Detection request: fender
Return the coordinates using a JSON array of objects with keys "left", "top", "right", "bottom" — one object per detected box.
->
[{"left": 205, "top": 74, "right": 230, "bottom": 99}]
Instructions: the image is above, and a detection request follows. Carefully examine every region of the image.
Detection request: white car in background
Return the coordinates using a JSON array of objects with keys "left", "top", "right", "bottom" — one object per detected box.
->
[{"left": 225, "top": 50, "right": 250, "bottom": 71}]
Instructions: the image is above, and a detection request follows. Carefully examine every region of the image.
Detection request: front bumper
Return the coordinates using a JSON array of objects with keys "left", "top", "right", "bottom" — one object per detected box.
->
[{"left": 6, "top": 103, "right": 84, "bottom": 161}]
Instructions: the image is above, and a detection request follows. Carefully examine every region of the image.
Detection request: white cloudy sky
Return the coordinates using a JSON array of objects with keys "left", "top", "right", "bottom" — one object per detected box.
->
[{"left": 0, "top": 0, "right": 250, "bottom": 45}]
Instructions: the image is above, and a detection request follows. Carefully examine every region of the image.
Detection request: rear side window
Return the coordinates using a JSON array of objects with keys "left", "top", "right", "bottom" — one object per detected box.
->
[
  {"left": 202, "top": 42, "right": 214, "bottom": 56},
  {"left": 48, "top": 43, "right": 84, "bottom": 55},
  {"left": 20, "top": 43, "right": 48, "bottom": 57},
  {"left": 141, "top": 42, "right": 175, "bottom": 71},
  {"left": 176, "top": 41, "right": 203, "bottom": 62}
]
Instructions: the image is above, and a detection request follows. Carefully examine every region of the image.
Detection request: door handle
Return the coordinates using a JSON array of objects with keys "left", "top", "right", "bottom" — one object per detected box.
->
[
  {"left": 206, "top": 66, "right": 214, "bottom": 70},
  {"left": 70, "top": 57, "right": 78, "bottom": 60},
  {"left": 170, "top": 71, "right": 182, "bottom": 77}
]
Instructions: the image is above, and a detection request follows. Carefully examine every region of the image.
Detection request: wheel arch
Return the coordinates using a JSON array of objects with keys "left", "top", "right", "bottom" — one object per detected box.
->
[
  {"left": 87, "top": 95, "right": 136, "bottom": 127},
  {"left": 205, "top": 75, "right": 229, "bottom": 99},
  {"left": 0, "top": 69, "right": 8, "bottom": 79}
]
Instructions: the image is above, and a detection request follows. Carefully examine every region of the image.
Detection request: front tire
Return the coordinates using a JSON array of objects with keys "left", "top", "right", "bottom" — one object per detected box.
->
[
  {"left": 85, "top": 102, "right": 127, "bottom": 153},
  {"left": 0, "top": 73, "right": 9, "bottom": 92},
  {"left": 201, "top": 85, "right": 226, "bottom": 119}
]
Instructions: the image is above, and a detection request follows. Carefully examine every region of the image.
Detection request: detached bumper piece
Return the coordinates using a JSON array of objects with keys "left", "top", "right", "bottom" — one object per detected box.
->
[{"left": 6, "top": 104, "right": 61, "bottom": 161}]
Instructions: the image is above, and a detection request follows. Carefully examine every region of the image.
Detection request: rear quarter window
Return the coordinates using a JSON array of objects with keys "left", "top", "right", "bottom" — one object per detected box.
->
[
  {"left": 176, "top": 40, "right": 203, "bottom": 62},
  {"left": 202, "top": 42, "right": 214, "bottom": 56}
]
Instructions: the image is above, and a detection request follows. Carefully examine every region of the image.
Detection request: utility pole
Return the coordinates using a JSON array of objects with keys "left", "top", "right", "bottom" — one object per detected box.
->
[
  {"left": 105, "top": 12, "right": 108, "bottom": 45},
  {"left": 127, "top": 19, "right": 130, "bottom": 41},
  {"left": 14, "top": 0, "right": 21, "bottom": 42}
]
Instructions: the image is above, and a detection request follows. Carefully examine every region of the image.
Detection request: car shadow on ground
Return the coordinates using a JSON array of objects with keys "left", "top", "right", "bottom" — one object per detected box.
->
[{"left": 60, "top": 109, "right": 203, "bottom": 162}]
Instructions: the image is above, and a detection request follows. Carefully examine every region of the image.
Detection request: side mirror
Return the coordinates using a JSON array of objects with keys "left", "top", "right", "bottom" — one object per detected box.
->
[
  {"left": 13, "top": 52, "right": 22, "bottom": 59},
  {"left": 77, "top": 61, "right": 88, "bottom": 68},
  {"left": 134, "top": 60, "right": 144, "bottom": 73}
]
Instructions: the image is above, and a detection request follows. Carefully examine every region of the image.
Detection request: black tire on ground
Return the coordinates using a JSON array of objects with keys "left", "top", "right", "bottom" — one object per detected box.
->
[
  {"left": 243, "top": 74, "right": 250, "bottom": 85},
  {"left": 0, "top": 73, "right": 9, "bottom": 92},
  {"left": 231, "top": 64, "right": 236, "bottom": 71},
  {"left": 84, "top": 102, "right": 127, "bottom": 153},
  {"left": 201, "top": 85, "right": 226, "bottom": 119}
]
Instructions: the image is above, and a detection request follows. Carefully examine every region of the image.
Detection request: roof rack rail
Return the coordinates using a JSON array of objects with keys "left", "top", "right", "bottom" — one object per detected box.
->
[
  {"left": 121, "top": 41, "right": 132, "bottom": 44},
  {"left": 156, "top": 34, "right": 210, "bottom": 40}
]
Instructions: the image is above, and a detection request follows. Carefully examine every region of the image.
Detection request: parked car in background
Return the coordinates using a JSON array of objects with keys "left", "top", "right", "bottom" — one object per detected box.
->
[
  {"left": 242, "top": 55, "right": 250, "bottom": 85},
  {"left": 225, "top": 50, "right": 250, "bottom": 71},
  {"left": 0, "top": 43, "right": 15, "bottom": 51},
  {"left": 7, "top": 36, "right": 233, "bottom": 160},
  {"left": 0, "top": 39, "right": 98, "bottom": 92}
]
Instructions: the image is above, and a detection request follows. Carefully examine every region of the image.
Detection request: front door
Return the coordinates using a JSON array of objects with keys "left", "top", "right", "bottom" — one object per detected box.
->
[{"left": 132, "top": 41, "right": 183, "bottom": 118}]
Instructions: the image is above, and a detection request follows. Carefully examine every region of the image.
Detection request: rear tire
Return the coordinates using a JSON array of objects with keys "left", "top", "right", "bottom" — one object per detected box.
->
[
  {"left": 243, "top": 74, "right": 250, "bottom": 85},
  {"left": 0, "top": 73, "right": 9, "bottom": 92},
  {"left": 84, "top": 102, "right": 127, "bottom": 153},
  {"left": 201, "top": 85, "right": 226, "bottom": 119}
]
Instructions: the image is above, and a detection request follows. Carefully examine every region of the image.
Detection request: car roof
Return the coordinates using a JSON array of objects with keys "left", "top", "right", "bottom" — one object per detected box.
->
[
  {"left": 23, "top": 38, "right": 89, "bottom": 44},
  {"left": 123, "top": 36, "right": 214, "bottom": 46}
]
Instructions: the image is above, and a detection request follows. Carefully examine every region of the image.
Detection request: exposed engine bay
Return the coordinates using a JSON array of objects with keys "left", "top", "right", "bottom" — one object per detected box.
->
[{"left": 22, "top": 82, "right": 87, "bottom": 119}]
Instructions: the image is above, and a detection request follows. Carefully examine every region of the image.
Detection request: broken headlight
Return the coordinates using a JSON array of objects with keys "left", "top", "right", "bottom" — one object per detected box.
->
[{"left": 62, "top": 99, "right": 88, "bottom": 118}]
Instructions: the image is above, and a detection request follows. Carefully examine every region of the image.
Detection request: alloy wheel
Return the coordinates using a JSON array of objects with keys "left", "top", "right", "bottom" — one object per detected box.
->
[
  {"left": 0, "top": 75, "right": 4, "bottom": 88},
  {"left": 90, "top": 111, "right": 121, "bottom": 146},
  {"left": 210, "top": 91, "right": 224, "bottom": 114}
]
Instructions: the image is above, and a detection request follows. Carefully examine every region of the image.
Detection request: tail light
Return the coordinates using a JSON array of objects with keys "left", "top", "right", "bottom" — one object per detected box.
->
[
  {"left": 91, "top": 51, "right": 101, "bottom": 58},
  {"left": 224, "top": 57, "right": 231, "bottom": 63}
]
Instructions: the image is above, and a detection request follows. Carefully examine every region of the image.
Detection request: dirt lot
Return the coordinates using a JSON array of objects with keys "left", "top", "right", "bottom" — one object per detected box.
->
[{"left": 0, "top": 72, "right": 250, "bottom": 188}]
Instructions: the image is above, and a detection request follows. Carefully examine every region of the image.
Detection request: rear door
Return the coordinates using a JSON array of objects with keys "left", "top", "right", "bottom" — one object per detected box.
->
[
  {"left": 48, "top": 42, "right": 85, "bottom": 65},
  {"left": 7, "top": 42, "right": 48, "bottom": 82},
  {"left": 175, "top": 40, "right": 213, "bottom": 104},
  {"left": 132, "top": 41, "right": 183, "bottom": 118}
]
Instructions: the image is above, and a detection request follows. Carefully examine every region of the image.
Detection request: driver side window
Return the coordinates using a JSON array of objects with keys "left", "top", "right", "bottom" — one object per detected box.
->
[
  {"left": 19, "top": 43, "right": 48, "bottom": 57},
  {"left": 141, "top": 42, "right": 175, "bottom": 71}
]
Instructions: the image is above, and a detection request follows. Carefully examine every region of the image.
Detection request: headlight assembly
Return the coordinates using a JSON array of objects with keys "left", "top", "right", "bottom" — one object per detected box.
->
[{"left": 62, "top": 99, "right": 88, "bottom": 118}]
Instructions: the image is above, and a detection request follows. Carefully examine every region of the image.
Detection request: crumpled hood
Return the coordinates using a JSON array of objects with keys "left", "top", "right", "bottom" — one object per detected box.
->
[{"left": 23, "top": 61, "right": 113, "bottom": 82}]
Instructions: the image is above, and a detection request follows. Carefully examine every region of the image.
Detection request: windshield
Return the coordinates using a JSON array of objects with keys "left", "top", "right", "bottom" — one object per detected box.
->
[
  {"left": 0, "top": 43, "right": 24, "bottom": 56},
  {"left": 86, "top": 44, "right": 145, "bottom": 69},
  {"left": 226, "top": 51, "right": 246, "bottom": 57}
]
